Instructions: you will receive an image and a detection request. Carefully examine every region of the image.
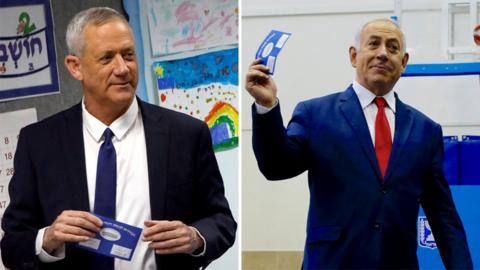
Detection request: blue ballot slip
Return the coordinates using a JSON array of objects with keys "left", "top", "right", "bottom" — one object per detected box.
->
[
  {"left": 255, "top": 30, "right": 291, "bottom": 74},
  {"left": 76, "top": 215, "right": 142, "bottom": 261}
]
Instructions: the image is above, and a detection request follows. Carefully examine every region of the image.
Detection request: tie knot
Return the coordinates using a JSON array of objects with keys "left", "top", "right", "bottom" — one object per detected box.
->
[
  {"left": 103, "top": 128, "right": 114, "bottom": 142},
  {"left": 375, "top": 97, "right": 387, "bottom": 108}
]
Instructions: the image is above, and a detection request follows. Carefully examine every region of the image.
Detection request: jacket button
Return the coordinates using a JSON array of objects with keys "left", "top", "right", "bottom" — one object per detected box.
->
[
  {"left": 381, "top": 188, "right": 388, "bottom": 195},
  {"left": 374, "top": 222, "right": 381, "bottom": 229},
  {"left": 22, "top": 261, "right": 35, "bottom": 268}
]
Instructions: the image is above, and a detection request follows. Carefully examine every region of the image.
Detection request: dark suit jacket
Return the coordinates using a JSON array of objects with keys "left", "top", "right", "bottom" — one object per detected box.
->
[
  {"left": 252, "top": 86, "right": 472, "bottom": 269},
  {"left": 1, "top": 99, "right": 236, "bottom": 270}
]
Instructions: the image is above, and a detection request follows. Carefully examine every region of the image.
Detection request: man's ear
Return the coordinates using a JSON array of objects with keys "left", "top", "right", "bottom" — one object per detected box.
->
[
  {"left": 401, "top": 52, "right": 409, "bottom": 69},
  {"left": 349, "top": 46, "right": 357, "bottom": 68},
  {"left": 64, "top": 55, "right": 83, "bottom": 81}
]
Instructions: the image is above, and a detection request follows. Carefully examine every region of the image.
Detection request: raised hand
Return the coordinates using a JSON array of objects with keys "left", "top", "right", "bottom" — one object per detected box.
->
[{"left": 245, "top": 59, "right": 278, "bottom": 108}]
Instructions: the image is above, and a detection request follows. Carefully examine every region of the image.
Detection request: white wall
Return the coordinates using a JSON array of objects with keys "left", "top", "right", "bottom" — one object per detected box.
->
[{"left": 242, "top": 0, "right": 480, "bottom": 251}]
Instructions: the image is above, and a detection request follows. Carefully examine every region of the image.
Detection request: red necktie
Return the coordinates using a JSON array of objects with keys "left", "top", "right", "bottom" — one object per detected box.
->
[{"left": 374, "top": 97, "right": 392, "bottom": 178}]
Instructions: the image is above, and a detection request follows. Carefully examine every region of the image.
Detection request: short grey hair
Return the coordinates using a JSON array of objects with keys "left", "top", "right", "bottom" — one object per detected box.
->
[
  {"left": 353, "top": 18, "right": 407, "bottom": 53},
  {"left": 66, "top": 7, "right": 130, "bottom": 56}
]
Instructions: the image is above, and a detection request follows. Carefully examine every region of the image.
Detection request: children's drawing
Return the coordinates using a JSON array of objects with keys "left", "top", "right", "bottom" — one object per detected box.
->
[
  {"left": 153, "top": 48, "right": 238, "bottom": 151},
  {"left": 147, "top": 0, "right": 238, "bottom": 56}
]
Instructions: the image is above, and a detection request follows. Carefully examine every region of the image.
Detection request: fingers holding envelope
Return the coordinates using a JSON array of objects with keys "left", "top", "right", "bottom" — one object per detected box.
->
[
  {"left": 143, "top": 220, "right": 203, "bottom": 255},
  {"left": 43, "top": 210, "right": 102, "bottom": 253},
  {"left": 245, "top": 59, "right": 278, "bottom": 108}
]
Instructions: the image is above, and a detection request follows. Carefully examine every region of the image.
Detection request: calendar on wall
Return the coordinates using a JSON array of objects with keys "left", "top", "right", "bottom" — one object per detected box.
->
[
  {"left": 0, "top": 108, "right": 37, "bottom": 224},
  {"left": 0, "top": 108, "right": 36, "bottom": 269}
]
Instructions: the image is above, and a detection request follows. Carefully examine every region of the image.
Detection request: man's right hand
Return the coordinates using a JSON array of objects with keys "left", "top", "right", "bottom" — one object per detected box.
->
[
  {"left": 43, "top": 210, "right": 102, "bottom": 254},
  {"left": 245, "top": 59, "right": 278, "bottom": 108}
]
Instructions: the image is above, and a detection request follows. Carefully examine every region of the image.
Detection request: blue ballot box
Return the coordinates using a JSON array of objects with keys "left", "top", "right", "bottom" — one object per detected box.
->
[
  {"left": 460, "top": 135, "right": 480, "bottom": 185},
  {"left": 417, "top": 186, "right": 480, "bottom": 269},
  {"left": 443, "top": 136, "right": 459, "bottom": 185},
  {"left": 417, "top": 136, "right": 480, "bottom": 268}
]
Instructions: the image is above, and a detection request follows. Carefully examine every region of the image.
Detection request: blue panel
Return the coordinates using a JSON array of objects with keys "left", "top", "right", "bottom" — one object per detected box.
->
[
  {"left": 123, "top": 0, "right": 147, "bottom": 102},
  {"left": 460, "top": 136, "right": 480, "bottom": 185},
  {"left": 402, "top": 62, "right": 480, "bottom": 77},
  {"left": 417, "top": 186, "right": 480, "bottom": 269},
  {"left": 443, "top": 136, "right": 459, "bottom": 185}
]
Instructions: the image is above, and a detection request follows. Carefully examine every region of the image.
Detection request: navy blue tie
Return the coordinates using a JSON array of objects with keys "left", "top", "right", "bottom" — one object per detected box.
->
[{"left": 92, "top": 128, "right": 116, "bottom": 269}]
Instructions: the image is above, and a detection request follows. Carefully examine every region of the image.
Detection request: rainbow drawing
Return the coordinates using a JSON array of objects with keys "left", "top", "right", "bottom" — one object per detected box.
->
[
  {"left": 153, "top": 49, "right": 238, "bottom": 152},
  {"left": 204, "top": 101, "right": 238, "bottom": 151}
]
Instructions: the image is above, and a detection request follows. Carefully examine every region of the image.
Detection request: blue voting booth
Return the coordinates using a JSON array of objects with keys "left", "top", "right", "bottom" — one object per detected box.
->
[{"left": 418, "top": 136, "right": 480, "bottom": 269}]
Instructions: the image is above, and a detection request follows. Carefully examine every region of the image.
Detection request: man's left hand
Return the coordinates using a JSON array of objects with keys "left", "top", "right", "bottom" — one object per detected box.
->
[{"left": 142, "top": 220, "right": 203, "bottom": 254}]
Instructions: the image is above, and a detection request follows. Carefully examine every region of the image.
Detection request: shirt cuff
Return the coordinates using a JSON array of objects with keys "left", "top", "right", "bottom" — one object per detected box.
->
[
  {"left": 36, "top": 227, "right": 65, "bottom": 262},
  {"left": 189, "top": 226, "right": 206, "bottom": 257},
  {"left": 255, "top": 99, "right": 278, "bottom": 114}
]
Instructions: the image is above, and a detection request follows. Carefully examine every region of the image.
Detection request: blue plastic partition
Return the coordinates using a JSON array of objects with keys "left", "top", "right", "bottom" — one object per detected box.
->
[
  {"left": 460, "top": 135, "right": 480, "bottom": 185},
  {"left": 443, "top": 136, "right": 460, "bottom": 185},
  {"left": 418, "top": 186, "right": 480, "bottom": 269},
  {"left": 417, "top": 136, "right": 480, "bottom": 269}
]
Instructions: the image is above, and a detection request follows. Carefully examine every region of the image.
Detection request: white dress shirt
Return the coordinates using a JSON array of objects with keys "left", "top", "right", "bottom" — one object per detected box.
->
[
  {"left": 352, "top": 81, "right": 395, "bottom": 144},
  {"left": 35, "top": 99, "right": 156, "bottom": 269},
  {"left": 255, "top": 81, "right": 396, "bottom": 145}
]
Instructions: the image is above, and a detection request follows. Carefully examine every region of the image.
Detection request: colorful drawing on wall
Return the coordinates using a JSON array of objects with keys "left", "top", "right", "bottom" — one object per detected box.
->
[
  {"left": 153, "top": 48, "right": 238, "bottom": 151},
  {"left": 147, "top": 0, "right": 238, "bottom": 56},
  {"left": 0, "top": 0, "right": 59, "bottom": 101}
]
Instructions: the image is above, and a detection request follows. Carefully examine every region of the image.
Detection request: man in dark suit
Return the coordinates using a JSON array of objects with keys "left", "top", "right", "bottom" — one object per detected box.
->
[
  {"left": 1, "top": 7, "right": 236, "bottom": 270},
  {"left": 245, "top": 18, "right": 472, "bottom": 269}
]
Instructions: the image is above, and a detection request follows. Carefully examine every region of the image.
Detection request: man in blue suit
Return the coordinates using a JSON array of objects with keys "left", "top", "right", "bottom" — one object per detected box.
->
[
  {"left": 245, "top": 18, "right": 472, "bottom": 269},
  {"left": 1, "top": 7, "right": 236, "bottom": 270}
]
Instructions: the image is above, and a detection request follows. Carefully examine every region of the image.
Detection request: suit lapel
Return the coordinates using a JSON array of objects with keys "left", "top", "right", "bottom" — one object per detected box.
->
[
  {"left": 339, "top": 86, "right": 382, "bottom": 180},
  {"left": 61, "top": 103, "right": 90, "bottom": 211},
  {"left": 384, "top": 95, "right": 413, "bottom": 181},
  {"left": 139, "top": 100, "right": 169, "bottom": 221},
  {"left": 59, "top": 100, "right": 172, "bottom": 217}
]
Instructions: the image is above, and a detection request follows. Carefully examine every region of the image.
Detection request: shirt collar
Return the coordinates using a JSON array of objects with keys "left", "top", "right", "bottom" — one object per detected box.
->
[
  {"left": 82, "top": 98, "right": 139, "bottom": 142},
  {"left": 352, "top": 81, "right": 396, "bottom": 113}
]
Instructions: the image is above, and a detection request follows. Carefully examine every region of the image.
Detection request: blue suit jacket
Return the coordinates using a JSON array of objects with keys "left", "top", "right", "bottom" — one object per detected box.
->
[
  {"left": 252, "top": 86, "right": 472, "bottom": 269},
  {"left": 1, "top": 99, "right": 236, "bottom": 270}
]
